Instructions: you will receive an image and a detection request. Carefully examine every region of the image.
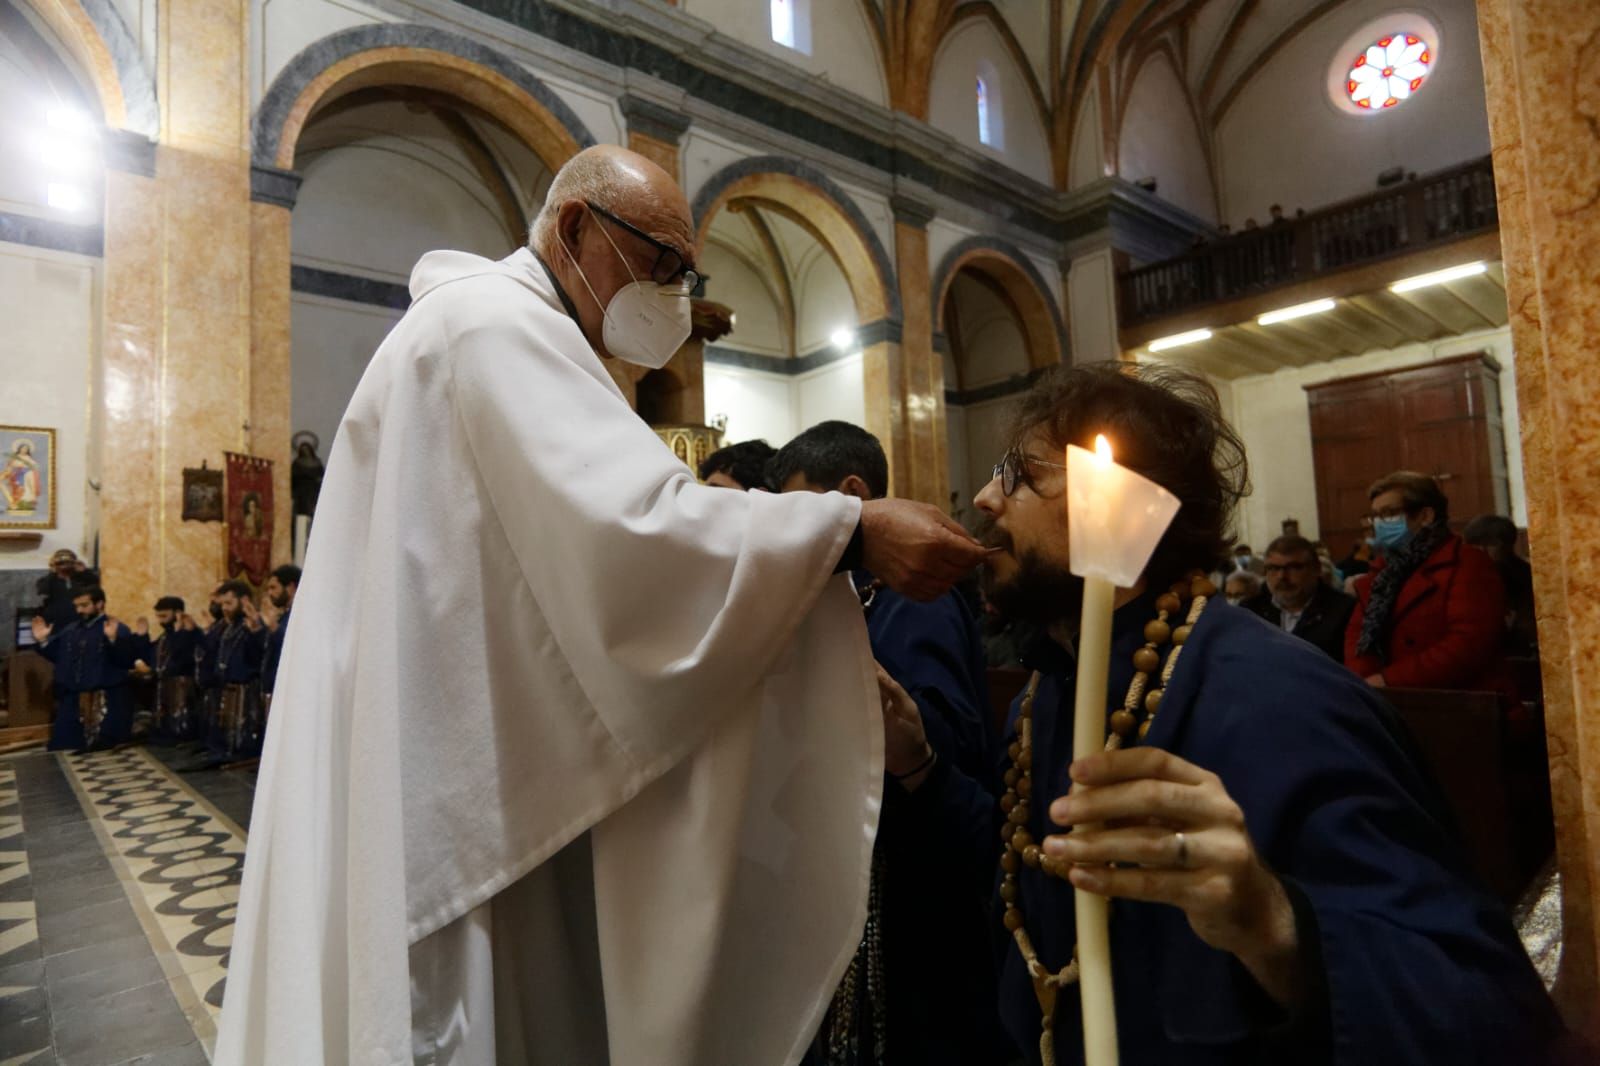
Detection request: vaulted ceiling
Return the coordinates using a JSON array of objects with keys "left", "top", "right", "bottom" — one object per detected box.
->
[{"left": 868, "top": 0, "right": 1383, "bottom": 185}]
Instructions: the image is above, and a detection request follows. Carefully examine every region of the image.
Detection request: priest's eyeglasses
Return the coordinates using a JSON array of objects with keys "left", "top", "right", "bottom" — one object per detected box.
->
[
  {"left": 585, "top": 201, "right": 707, "bottom": 294},
  {"left": 993, "top": 449, "right": 1067, "bottom": 496}
]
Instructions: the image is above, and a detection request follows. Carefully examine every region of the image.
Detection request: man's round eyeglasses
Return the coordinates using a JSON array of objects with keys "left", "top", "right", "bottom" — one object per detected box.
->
[
  {"left": 586, "top": 201, "right": 706, "bottom": 293},
  {"left": 992, "top": 449, "right": 1067, "bottom": 497}
]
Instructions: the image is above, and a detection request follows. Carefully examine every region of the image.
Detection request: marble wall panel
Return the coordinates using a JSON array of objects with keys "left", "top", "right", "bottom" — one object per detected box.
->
[
  {"left": 894, "top": 219, "right": 947, "bottom": 507},
  {"left": 1477, "top": 0, "right": 1600, "bottom": 1029},
  {"left": 250, "top": 203, "right": 293, "bottom": 572}
]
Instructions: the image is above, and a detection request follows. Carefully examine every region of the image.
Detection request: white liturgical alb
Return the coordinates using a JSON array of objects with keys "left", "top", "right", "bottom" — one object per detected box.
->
[{"left": 215, "top": 248, "right": 883, "bottom": 1065}]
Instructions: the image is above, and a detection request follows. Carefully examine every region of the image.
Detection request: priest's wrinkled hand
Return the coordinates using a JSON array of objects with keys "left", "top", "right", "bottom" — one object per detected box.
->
[
  {"left": 860, "top": 498, "right": 987, "bottom": 601},
  {"left": 875, "top": 664, "right": 934, "bottom": 790},
  {"left": 1042, "top": 747, "right": 1305, "bottom": 1008}
]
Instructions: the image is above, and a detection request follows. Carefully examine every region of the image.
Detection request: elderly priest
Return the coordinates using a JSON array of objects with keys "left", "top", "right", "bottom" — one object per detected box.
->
[{"left": 216, "top": 146, "right": 987, "bottom": 1066}]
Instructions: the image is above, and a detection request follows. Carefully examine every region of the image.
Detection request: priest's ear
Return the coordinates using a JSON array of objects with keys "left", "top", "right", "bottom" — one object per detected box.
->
[
  {"left": 555, "top": 200, "right": 590, "bottom": 258},
  {"left": 837, "top": 474, "right": 875, "bottom": 502}
]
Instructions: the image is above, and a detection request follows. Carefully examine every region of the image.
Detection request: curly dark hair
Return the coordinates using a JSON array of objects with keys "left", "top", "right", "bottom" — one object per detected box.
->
[{"left": 1003, "top": 362, "right": 1249, "bottom": 589}]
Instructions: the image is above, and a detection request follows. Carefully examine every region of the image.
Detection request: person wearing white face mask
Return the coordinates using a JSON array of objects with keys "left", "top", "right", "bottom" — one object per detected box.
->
[{"left": 217, "top": 145, "right": 989, "bottom": 1066}]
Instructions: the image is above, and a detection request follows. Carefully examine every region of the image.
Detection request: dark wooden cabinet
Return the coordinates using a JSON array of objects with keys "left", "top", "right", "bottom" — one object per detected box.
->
[{"left": 1306, "top": 353, "right": 1510, "bottom": 559}]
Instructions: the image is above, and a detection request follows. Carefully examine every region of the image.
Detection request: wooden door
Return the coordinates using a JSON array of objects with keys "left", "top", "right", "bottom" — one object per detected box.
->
[{"left": 1305, "top": 353, "right": 1508, "bottom": 559}]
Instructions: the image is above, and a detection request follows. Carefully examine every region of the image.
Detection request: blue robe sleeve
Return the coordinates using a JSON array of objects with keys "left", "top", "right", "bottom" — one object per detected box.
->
[
  {"left": 107, "top": 625, "right": 139, "bottom": 670},
  {"left": 1180, "top": 641, "right": 1562, "bottom": 1065},
  {"left": 868, "top": 591, "right": 992, "bottom": 781},
  {"left": 36, "top": 633, "right": 60, "bottom": 662}
]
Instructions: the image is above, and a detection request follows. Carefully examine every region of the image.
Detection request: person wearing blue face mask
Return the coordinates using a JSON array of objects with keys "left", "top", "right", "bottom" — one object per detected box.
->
[{"left": 1344, "top": 471, "right": 1516, "bottom": 702}]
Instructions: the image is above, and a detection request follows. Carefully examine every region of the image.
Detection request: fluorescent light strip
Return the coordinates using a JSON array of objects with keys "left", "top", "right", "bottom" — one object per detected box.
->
[
  {"left": 1258, "top": 298, "right": 1336, "bottom": 326},
  {"left": 1147, "top": 328, "right": 1212, "bottom": 353},
  {"left": 1390, "top": 261, "right": 1487, "bottom": 293}
]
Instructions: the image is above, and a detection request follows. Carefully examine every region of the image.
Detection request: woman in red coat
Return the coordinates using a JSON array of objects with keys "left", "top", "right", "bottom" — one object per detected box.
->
[{"left": 1345, "top": 471, "right": 1515, "bottom": 700}]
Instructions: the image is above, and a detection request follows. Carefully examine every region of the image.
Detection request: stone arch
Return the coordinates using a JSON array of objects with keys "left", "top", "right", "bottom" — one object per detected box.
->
[
  {"left": 17, "top": 0, "right": 158, "bottom": 135},
  {"left": 252, "top": 24, "right": 596, "bottom": 173},
  {"left": 691, "top": 156, "right": 900, "bottom": 326},
  {"left": 931, "top": 236, "right": 1067, "bottom": 372}
]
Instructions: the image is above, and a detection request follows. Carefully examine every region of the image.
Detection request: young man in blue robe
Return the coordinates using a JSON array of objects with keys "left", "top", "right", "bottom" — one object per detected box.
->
[
  {"left": 31, "top": 585, "right": 136, "bottom": 751},
  {"left": 207, "top": 580, "right": 266, "bottom": 761},
  {"left": 944, "top": 362, "right": 1566, "bottom": 1065},
  {"left": 771, "top": 421, "right": 1011, "bottom": 1066},
  {"left": 132, "top": 595, "right": 204, "bottom": 740},
  {"left": 259, "top": 564, "right": 300, "bottom": 712}
]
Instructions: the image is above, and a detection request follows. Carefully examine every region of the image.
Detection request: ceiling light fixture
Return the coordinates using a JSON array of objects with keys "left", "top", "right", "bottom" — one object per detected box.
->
[
  {"left": 1146, "top": 328, "right": 1213, "bottom": 353},
  {"left": 1390, "top": 261, "right": 1487, "bottom": 293},
  {"left": 1258, "top": 298, "right": 1337, "bottom": 325}
]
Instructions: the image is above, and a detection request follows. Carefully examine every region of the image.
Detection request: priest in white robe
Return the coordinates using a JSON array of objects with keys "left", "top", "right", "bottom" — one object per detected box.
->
[{"left": 215, "top": 145, "right": 987, "bottom": 1066}]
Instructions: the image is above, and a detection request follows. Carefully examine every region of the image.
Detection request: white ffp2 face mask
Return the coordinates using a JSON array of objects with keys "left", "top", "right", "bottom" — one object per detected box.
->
[{"left": 563, "top": 206, "right": 693, "bottom": 369}]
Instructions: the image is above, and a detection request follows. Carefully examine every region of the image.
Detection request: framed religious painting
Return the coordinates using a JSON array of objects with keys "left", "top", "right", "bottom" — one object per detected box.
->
[
  {"left": 182, "top": 462, "right": 225, "bottom": 522},
  {"left": 0, "top": 426, "right": 56, "bottom": 529}
]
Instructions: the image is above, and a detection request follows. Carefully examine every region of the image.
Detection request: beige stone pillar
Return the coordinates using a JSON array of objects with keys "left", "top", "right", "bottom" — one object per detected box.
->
[
  {"left": 886, "top": 195, "right": 947, "bottom": 506},
  {"left": 1477, "top": 0, "right": 1600, "bottom": 1030},
  {"left": 97, "top": 0, "right": 255, "bottom": 612},
  {"left": 250, "top": 201, "right": 293, "bottom": 566}
]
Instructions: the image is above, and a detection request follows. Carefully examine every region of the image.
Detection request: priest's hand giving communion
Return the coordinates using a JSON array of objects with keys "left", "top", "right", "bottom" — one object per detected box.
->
[{"left": 1042, "top": 747, "right": 1307, "bottom": 1009}]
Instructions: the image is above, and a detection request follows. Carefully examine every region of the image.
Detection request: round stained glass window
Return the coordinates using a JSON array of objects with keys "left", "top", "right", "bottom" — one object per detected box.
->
[{"left": 1346, "top": 33, "right": 1432, "bottom": 110}]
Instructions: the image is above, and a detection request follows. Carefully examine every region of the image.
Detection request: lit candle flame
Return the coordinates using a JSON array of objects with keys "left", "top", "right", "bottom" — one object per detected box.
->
[{"left": 1093, "top": 434, "right": 1113, "bottom": 465}]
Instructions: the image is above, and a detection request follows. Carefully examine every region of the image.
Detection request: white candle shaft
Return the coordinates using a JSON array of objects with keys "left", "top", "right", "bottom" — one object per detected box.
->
[{"left": 1072, "top": 574, "right": 1119, "bottom": 1066}]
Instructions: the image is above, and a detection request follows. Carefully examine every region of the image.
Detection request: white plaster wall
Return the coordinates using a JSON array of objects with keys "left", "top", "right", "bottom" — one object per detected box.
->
[
  {"left": 290, "top": 295, "right": 403, "bottom": 456},
  {"left": 1067, "top": 85, "right": 1105, "bottom": 190},
  {"left": 677, "top": 0, "right": 888, "bottom": 105},
  {"left": 254, "top": 0, "right": 393, "bottom": 106},
  {"left": 0, "top": 242, "right": 97, "bottom": 569},
  {"left": 701, "top": 243, "right": 786, "bottom": 356},
  {"left": 796, "top": 354, "right": 865, "bottom": 431},
  {"left": 704, "top": 363, "right": 797, "bottom": 446},
  {"left": 1213, "top": 1, "right": 1490, "bottom": 226},
  {"left": 928, "top": 18, "right": 1052, "bottom": 184},
  {"left": 1222, "top": 324, "right": 1523, "bottom": 551},
  {"left": 1067, "top": 248, "right": 1119, "bottom": 364},
  {"left": 959, "top": 395, "right": 1021, "bottom": 509},
  {"left": 795, "top": 248, "right": 856, "bottom": 352},
  {"left": 682, "top": 128, "right": 760, "bottom": 207},
  {"left": 948, "top": 273, "right": 1029, "bottom": 388},
  {"left": 945, "top": 402, "right": 970, "bottom": 510},
  {"left": 1117, "top": 54, "right": 1217, "bottom": 223}
]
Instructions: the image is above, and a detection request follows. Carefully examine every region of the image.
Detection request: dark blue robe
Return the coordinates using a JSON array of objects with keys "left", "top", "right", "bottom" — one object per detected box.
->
[
  {"left": 847, "top": 582, "right": 1013, "bottom": 1065},
  {"left": 204, "top": 621, "right": 264, "bottom": 759},
  {"left": 37, "top": 614, "right": 135, "bottom": 751},
  {"left": 132, "top": 626, "right": 204, "bottom": 739},
  {"left": 261, "top": 608, "right": 290, "bottom": 696},
  {"left": 996, "top": 595, "right": 1562, "bottom": 1065}
]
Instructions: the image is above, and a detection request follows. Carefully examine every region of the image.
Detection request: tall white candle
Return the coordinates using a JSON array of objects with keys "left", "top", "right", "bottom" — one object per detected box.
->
[{"left": 1063, "top": 435, "right": 1181, "bottom": 1066}]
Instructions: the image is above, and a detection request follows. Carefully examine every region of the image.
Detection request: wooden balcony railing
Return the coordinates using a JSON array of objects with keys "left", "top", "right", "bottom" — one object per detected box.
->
[{"left": 1119, "top": 156, "right": 1499, "bottom": 327}]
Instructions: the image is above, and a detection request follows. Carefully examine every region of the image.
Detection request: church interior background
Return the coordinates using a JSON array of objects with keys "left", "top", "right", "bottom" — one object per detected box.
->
[{"left": 1, "top": 0, "right": 1597, "bottom": 1059}]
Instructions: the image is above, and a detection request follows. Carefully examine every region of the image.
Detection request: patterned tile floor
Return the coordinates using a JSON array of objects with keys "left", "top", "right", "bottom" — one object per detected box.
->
[{"left": 0, "top": 746, "right": 255, "bottom": 1066}]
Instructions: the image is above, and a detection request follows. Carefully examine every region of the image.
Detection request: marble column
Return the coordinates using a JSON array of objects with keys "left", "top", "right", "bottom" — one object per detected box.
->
[
  {"left": 888, "top": 194, "right": 947, "bottom": 506},
  {"left": 250, "top": 200, "right": 294, "bottom": 568},
  {"left": 1477, "top": 0, "right": 1600, "bottom": 1030},
  {"left": 97, "top": 0, "right": 256, "bottom": 613},
  {"left": 620, "top": 95, "right": 690, "bottom": 184}
]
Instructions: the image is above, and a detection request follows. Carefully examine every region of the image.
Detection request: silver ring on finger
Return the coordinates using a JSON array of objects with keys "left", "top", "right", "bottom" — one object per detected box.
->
[{"left": 1173, "top": 830, "right": 1189, "bottom": 869}]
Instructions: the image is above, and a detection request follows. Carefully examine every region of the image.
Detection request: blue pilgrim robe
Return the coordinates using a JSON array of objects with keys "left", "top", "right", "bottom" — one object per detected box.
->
[
  {"left": 202, "top": 620, "right": 265, "bottom": 759},
  {"left": 37, "top": 614, "right": 136, "bottom": 750},
  {"left": 261, "top": 608, "right": 290, "bottom": 696},
  {"left": 995, "top": 594, "right": 1562, "bottom": 1065},
  {"left": 861, "top": 582, "right": 1013, "bottom": 1065}
]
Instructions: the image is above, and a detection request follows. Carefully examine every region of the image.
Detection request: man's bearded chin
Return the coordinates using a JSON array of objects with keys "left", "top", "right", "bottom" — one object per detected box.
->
[{"left": 983, "top": 547, "right": 1084, "bottom": 628}]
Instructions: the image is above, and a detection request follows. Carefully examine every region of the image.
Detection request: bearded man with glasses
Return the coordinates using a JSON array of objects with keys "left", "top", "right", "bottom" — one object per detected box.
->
[{"left": 1243, "top": 534, "right": 1355, "bottom": 661}]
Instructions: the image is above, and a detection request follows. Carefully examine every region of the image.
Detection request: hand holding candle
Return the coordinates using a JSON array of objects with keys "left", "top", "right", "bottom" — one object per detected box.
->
[{"left": 1063, "top": 434, "right": 1181, "bottom": 1066}]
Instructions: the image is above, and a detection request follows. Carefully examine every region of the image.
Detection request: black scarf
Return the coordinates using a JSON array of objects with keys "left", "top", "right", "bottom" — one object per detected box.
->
[{"left": 1356, "top": 521, "right": 1451, "bottom": 659}]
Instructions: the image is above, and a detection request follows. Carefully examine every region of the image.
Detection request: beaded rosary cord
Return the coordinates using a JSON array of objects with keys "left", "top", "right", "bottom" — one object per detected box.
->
[{"left": 997, "top": 573, "right": 1215, "bottom": 1066}]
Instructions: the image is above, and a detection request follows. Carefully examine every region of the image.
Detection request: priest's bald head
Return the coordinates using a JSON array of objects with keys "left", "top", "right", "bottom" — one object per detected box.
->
[{"left": 531, "top": 145, "right": 699, "bottom": 362}]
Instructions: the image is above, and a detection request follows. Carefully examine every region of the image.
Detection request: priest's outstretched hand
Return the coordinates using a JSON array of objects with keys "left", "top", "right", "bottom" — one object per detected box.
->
[
  {"left": 860, "top": 497, "right": 988, "bottom": 601},
  {"left": 1042, "top": 747, "right": 1306, "bottom": 1009}
]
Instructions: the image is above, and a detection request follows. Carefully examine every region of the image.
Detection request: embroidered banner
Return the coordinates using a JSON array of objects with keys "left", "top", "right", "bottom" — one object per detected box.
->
[{"left": 225, "top": 452, "right": 273, "bottom": 586}]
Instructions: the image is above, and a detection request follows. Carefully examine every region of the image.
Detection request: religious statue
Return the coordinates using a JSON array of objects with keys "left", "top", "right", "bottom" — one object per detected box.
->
[{"left": 291, "top": 432, "right": 325, "bottom": 521}]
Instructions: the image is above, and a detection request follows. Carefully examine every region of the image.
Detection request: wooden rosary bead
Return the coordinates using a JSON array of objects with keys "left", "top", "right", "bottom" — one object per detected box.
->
[
  {"left": 1138, "top": 719, "right": 1153, "bottom": 740},
  {"left": 1155, "top": 592, "right": 1182, "bottom": 615},
  {"left": 1132, "top": 647, "right": 1160, "bottom": 674},
  {"left": 1022, "top": 844, "right": 1042, "bottom": 868},
  {"left": 1004, "top": 768, "right": 1019, "bottom": 788},
  {"left": 1172, "top": 624, "right": 1192, "bottom": 645},
  {"left": 1190, "top": 576, "right": 1217, "bottom": 598},
  {"left": 1008, "top": 741, "right": 1022, "bottom": 761},
  {"left": 1145, "top": 688, "right": 1163, "bottom": 714},
  {"left": 1013, "top": 828, "right": 1034, "bottom": 851},
  {"left": 1003, "top": 906, "right": 1023, "bottom": 932},
  {"left": 1001, "top": 792, "right": 1018, "bottom": 813},
  {"left": 1040, "top": 854, "right": 1060, "bottom": 878},
  {"left": 1008, "top": 804, "right": 1030, "bottom": 826},
  {"left": 1000, "top": 878, "right": 1018, "bottom": 903},
  {"left": 1002, "top": 820, "right": 1019, "bottom": 843},
  {"left": 1017, "top": 747, "right": 1032, "bottom": 770},
  {"left": 1001, "top": 849, "right": 1019, "bottom": 874},
  {"left": 1016, "top": 776, "right": 1032, "bottom": 798},
  {"left": 1144, "top": 619, "right": 1171, "bottom": 645},
  {"left": 1109, "top": 709, "right": 1137, "bottom": 737}
]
